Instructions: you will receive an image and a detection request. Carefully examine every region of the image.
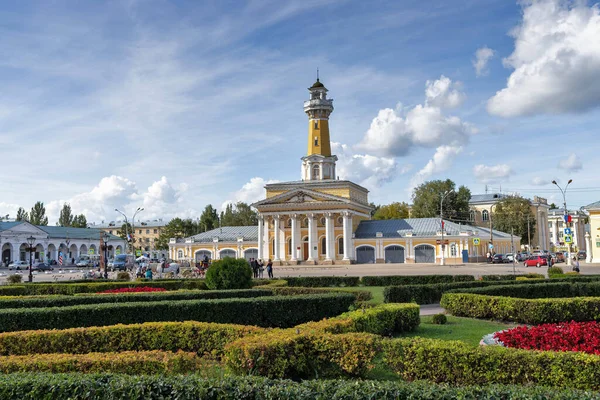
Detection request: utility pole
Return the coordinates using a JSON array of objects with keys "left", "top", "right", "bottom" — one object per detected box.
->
[
  {"left": 489, "top": 203, "right": 498, "bottom": 257},
  {"left": 552, "top": 179, "right": 573, "bottom": 266},
  {"left": 511, "top": 228, "right": 516, "bottom": 276},
  {"left": 527, "top": 214, "right": 531, "bottom": 254},
  {"left": 440, "top": 190, "right": 451, "bottom": 266}
]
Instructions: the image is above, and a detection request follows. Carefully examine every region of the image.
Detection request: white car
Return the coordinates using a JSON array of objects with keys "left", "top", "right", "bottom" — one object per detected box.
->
[
  {"left": 8, "top": 261, "right": 28, "bottom": 270},
  {"left": 76, "top": 260, "right": 90, "bottom": 267}
]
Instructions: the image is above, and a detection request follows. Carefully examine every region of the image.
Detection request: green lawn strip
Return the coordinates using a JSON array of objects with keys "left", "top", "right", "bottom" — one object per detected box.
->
[
  {"left": 317, "top": 286, "right": 385, "bottom": 304},
  {"left": 396, "top": 315, "right": 516, "bottom": 346}
]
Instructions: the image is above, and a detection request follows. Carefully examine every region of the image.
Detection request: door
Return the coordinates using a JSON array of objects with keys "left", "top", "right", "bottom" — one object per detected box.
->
[
  {"left": 219, "top": 249, "right": 236, "bottom": 259},
  {"left": 356, "top": 246, "right": 375, "bottom": 264},
  {"left": 244, "top": 249, "right": 258, "bottom": 261},
  {"left": 462, "top": 249, "right": 469, "bottom": 263},
  {"left": 195, "top": 250, "right": 211, "bottom": 261},
  {"left": 302, "top": 237, "right": 309, "bottom": 261},
  {"left": 384, "top": 246, "right": 405, "bottom": 263},
  {"left": 414, "top": 245, "right": 435, "bottom": 263}
]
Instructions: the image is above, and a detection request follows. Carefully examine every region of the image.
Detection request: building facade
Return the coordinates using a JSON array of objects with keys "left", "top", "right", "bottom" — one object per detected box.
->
[
  {"left": 584, "top": 201, "right": 600, "bottom": 263},
  {"left": 547, "top": 209, "right": 586, "bottom": 252},
  {"left": 90, "top": 219, "right": 168, "bottom": 259},
  {"left": 0, "top": 221, "right": 125, "bottom": 265}
]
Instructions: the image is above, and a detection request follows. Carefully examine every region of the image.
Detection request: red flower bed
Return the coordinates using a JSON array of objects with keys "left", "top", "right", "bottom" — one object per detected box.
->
[
  {"left": 96, "top": 287, "right": 167, "bottom": 294},
  {"left": 494, "top": 321, "right": 600, "bottom": 355}
]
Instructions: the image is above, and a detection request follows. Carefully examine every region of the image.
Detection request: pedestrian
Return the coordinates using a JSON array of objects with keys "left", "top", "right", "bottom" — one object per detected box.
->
[
  {"left": 250, "top": 258, "right": 258, "bottom": 278},
  {"left": 547, "top": 253, "right": 553, "bottom": 268},
  {"left": 573, "top": 257, "right": 580, "bottom": 273},
  {"left": 259, "top": 261, "right": 265, "bottom": 278},
  {"left": 145, "top": 266, "right": 153, "bottom": 280},
  {"left": 267, "top": 259, "right": 273, "bottom": 279},
  {"left": 486, "top": 251, "right": 491, "bottom": 263}
]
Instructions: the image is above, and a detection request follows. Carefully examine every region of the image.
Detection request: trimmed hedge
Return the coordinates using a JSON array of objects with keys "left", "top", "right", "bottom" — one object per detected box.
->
[
  {"left": 481, "top": 274, "right": 544, "bottom": 281},
  {"left": 362, "top": 274, "right": 474, "bottom": 286},
  {"left": 0, "top": 293, "right": 355, "bottom": 332},
  {"left": 446, "top": 281, "right": 600, "bottom": 299},
  {"left": 383, "top": 337, "right": 600, "bottom": 390},
  {"left": 0, "top": 289, "right": 273, "bottom": 309},
  {"left": 0, "top": 321, "right": 265, "bottom": 357},
  {"left": 283, "top": 276, "right": 360, "bottom": 287},
  {"left": 0, "top": 374, "right": 596, "bottom": 400},
  {"left": 441, "top": 293, "right": 600, "bottom": 324},
  {"left": 267, "top": 286, "right": 373, "bottom": 302},
  {"left": 0, "top": 280, "right": 207, "bottom": 296},
  {"left": 0, "top": 351, "right": 202, "bottom": 374}
]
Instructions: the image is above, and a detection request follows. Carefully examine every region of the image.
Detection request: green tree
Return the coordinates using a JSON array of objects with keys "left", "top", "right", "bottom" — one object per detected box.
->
[
  {"left": 220, "top": 202, "right": 258, "bottom": 227},
  {"left": 369, "top": 202, "right": 380, "bottom": 217},
  {"left": 373, "top": 202, "right": 410, "bottom": 220},
  {"left": 72, "top": 214, "right": 87, "bottom": 228},
  {"left": 155, "top": 218, "right": 200, "bottom": 250},
  {"left": 117, "top": 223, "right": 133, "bottom": 240},
  {"left": 549, "top": 203, "right": 558, "bottom": 209},
  {"left": 411, "top": 179, "right": 471, "bottom": 223},
  {"left": 29, "top": 201, "right": 48, "bottom": 226},
  {"left": 205, "top": 257, "right": 252, "bottom": 290},
  {"left": 58, "top": 203, "right": 74, "bottom": 227},
  {"left": 199, "top": 205, "right": 219, "bottom": 232},
  {"left": 16, "top": 207, "right": 28, "bottom": 222},
  {"left": 492, "top": 195, "right": 536, "bottom": 245}
]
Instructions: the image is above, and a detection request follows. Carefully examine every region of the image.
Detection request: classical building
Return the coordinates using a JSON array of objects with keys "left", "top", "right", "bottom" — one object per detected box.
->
[
  {"left": 584, "top": 201, "right": 600, "bottom": 263},
  {"left": 90, "top": 218, "right": 168, "bottom": 259},
  {"left": 168, "top": 77, "right": 519, "bottom": 265},
  {"left": 547, "top": 208, "right": 587, "bottom": 252},
  {"left": 0, "top": 221, "right": 125, "bottom": 265}
]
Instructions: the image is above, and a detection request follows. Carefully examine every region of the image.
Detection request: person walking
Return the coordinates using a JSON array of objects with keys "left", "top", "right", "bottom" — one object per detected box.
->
[
  {"left": 572, "top": 257, "right": 580, "bottom": 273},
  {"left": 145, "top": 266, "right": 153, "bottom": 280},
  {"left": 267, "top": 259, "right": 273, "bottom": 279}
]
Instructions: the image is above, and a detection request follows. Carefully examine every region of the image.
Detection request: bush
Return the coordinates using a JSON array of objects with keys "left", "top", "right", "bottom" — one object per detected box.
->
[
  {"left": 383, "top": 337, "right": 600, "bottom": 390},
  {"left": 251, "top": 279, "right": 287, "bottom": 287},
  {"left": 481, "top": 274, "right": 544, "bottom": 281},
  {"left": 441, "top": 293, "right": 600, "bottom": 324},
  {"left": 116, "top": 272, "right": 130, "bottom": 281},
  {"left": 6, "top": 275, "right": 22, "bottom": 284},
  {"left": 362, "top": 275, "right": 474, "bottom": 286},
  {"left": 267, "top": 286, "right": 373, "bottom": 302},
  {"left": 205, "top": 258, "right": 252, "bottom": 290},
  {"left": 431, "top": 313, "right": 447, "bottom": 325},
  {"left": 566, "top": 271, "right": 580, "bottom": 276},
  {"left": 0, "top": 321, "right": 264, "bottom": 357},
  {"left": 0, "top": 289, "right": 273, "bottom": 309},
  {"left": 0, "top": 293, "right": 355, "bottom": 332},
  {"left": 0, "top": 351, "right": 202, "bottom": 374},
  {"left": 284, "top": 276, "right": 360, "bottom": 287},
  {"left": 548, "top": 266, "right": 564, "bottom": 275},
  {"left": 0, "top": 374, "right": 595, "bottom": 400},
  {"left": 445, "top": 281, "right": 600, "bottom": 299},
  {"left": 0, "top": 280, "right": 207, "bottom": 296}
]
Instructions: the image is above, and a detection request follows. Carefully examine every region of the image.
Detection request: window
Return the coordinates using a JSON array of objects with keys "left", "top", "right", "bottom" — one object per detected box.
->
[
  {"left": 558, "top": 221, "right": 563, "bottom": 228},
  {"left": 548, "top": 222, "right": 552, "bottom": 228},
  {"left": 109, "top": 230, "right": 113, "bottom": 234},
  {"left": 145, "top": 238, "right": 150, "bottom": 243},
  {"left": 312, "top": 165, "right": 320, "bottom": 180},
  {"left": 177, "top": 250, "right": 183, "bottom": 259},
  {"left": 338, "top": 237, "right": 344, "bottom": 255},
  {"left": 153, "top": 229, "right": 157, "bottom": 234},
  {"left": 138, "top": 230, "right": 142, "bottom": 234},
  {"left": 314, "top": 120, "right": 318, "bottom": 129},
  {"left": 314, "top": 136, "right": 319, "bottom": 146},
  {"left": 450, "top": 244, "right": 457, "bottom": 256},
  {"left": 482, "top": 210, "right": 489, "bottom": 222},
  {"left": 146, "top": 229, "right": 150, "bottom": 234},
  {"left": 469, "top": 211, "right": 475, "bottom": 222},
  {"left": 287, "top": 238, "right": 292, "bottom": 255},
  {"left": 320, "top": 237, "right": 326, "bottom": 255}
]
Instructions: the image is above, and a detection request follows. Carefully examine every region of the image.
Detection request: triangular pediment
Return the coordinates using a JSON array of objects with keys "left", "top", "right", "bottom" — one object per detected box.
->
[
  {"left": 253, "top": 188, "right": 350, "bottom": 208},
  {"left": 2, "top": 222, "right": 48, "bottom": 237}
]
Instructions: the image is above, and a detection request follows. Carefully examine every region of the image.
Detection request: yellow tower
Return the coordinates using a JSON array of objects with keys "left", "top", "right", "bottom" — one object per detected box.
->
[{"left": 302, "top": 76, "right": 338, "bottom": 181}]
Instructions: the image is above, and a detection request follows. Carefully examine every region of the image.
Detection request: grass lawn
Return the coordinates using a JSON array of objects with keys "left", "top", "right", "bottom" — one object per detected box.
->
[
  {"left": 397, "top": 315, "right": 516, "bottom": 346},
  {"left": 318, "top": 286, "right": 385, "bottom": 304}
]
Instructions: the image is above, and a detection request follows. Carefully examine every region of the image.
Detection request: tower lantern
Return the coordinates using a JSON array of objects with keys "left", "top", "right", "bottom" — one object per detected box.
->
[{"left": 302, "top": 76, "right": 337, "bottom": 181}]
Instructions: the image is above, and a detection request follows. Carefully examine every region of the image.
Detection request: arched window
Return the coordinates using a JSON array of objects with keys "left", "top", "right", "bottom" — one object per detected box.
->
[
  {"left": 177, "top": 250, "right": 183, "bottom": 259},
  {"left": 450, "top": 244, "right": 457, "bottom": 257},
  {"left": 469, "top": 210, "right": 475, "bottom": 222},
  {"left": 338, "top": 237, "right": 344, "bottom": 255},
  {"left": 271, "top": 239, "right": 275, "bottom": 256},
  {"left": 320, "top": 237, "right": 326, "bottom": 255},
  {"left": 312, "top": 165, "right": 320, "bottom": 180},
  {"left": 482, "top": 210, "right": 489, "bottom": 222},
  {"left": 287, "top": 238, "right": 292, "bottom": 255}
]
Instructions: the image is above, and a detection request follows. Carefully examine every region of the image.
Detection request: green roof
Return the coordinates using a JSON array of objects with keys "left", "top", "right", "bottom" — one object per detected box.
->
[
  {"left": 39, "top": 226, "right": 121, "bottom": 240},
  {"left": 310, "top": 79, "right": 325, "bottom": 88}
]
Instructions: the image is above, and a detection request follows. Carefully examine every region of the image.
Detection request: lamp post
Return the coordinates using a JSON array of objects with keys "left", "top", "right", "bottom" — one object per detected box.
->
[
  {"left": 102, "top": 231, "right": 110, "bottom": 279},
  {"left": 65, "top": 235, "right": 71, "bottom": 265},
  {"left": 115, "top": 207, "right": 144, "bottom": 255},
  {"left": 440, "top": 190, "right": 452, "bottom": 266},
  {"left": 552, "top": 179, "right": 573, "bottom": 266},
  {"left": 26, "top": 235, "right": 35, "bottom": 283},
  {"left": 131, "top": 207, "right": 144, "bottom": 256},
  {"left": 488, "top": 203, "right": 498, "bottom": 259}
]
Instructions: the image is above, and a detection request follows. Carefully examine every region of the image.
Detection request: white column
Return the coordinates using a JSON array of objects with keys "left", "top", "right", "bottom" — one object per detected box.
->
[
  {"left": 290, "top": 215, "right": 298, "bottom": 262},
  {"left": 573, "top": 220, "right": 579, "bottom": 250},
  {"left": 342, "top": 212, "right": 352, "bottom": 261},
  {"left": 307, "top": 214, "right": 316, "bottom": 262},
  {"left": 263, "top": 218, "right": 269, "bottom": 260},
  {"left": 257, "top": 216, "right": 264, "bottom": 261},
  {"left": 585, "top": 232, "right": 592, "bottom": 263},
  {"left": 552, "top": 220, "right": 558, "bottom": 247},
  {"left": 325, "top": 213, "right": 333, "bottom": 261},
  {"left": 273, "top": 215, "right": 281, "bottom": 262}
]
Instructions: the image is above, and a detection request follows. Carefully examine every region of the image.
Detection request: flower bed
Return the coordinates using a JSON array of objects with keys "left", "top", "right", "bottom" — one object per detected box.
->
[
  {"left": 96, "top": 287, "right": 167, "bottom": 294},
  {"left": 494, "top": 321, "right": 600, "bottom": 355}
]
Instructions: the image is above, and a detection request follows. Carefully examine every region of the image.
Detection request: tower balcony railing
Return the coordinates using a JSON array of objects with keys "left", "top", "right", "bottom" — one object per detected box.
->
[{"left": 303, "top": 99, "right": 334, "bottom": 108}]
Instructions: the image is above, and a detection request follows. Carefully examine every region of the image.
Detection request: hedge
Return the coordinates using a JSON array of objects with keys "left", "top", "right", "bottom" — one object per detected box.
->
[
  {"left": 383, "top": 337, "right": 600, "bottom": 390},
  {"left": 0, "top": 374, "right": 596, "bottom": 400},
  {"left": 267, "top": 286, "right": 372, "bottom": 302},
  {"left": 283, "top": 276, "right": 360, "bottom": 287},
  {"left": 0, "top": 280, "right": 207, "bottom": 296},
  {"left": 0, "top": 321, "right": 265, "bottom": 357},
  {"left": 446, "top": 281, "right": 600, "bottom": 299},
  {"left": 0, "top": 293, "right": 355, "bottom": 332},
  {"left": 0, "top": 289, "right": 273, "bottom": 309},
  {"left": 362, "top": 274, "right": 474, "bottom": 286},
  {"left": 441, "top": 293, "right": 600, "bottom": 324},
  {"left": 481, "top": 274, "right": 544, "bottom": 281},
  {"left": 0, "top": 351, "right": 203, "bottom": 375}
]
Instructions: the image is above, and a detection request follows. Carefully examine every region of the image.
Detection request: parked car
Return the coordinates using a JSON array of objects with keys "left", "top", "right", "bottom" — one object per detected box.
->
[
  {"left": 516, "top": 252, "right": 529, "bottom": 262},
  {"left": 491, "top": 254, "right": 505, "bottom": 264},
  {"left": 8, "top": 261, "right": 28, "bottom": 270},
  {"left": 554, "top": 252, "right": 566, "bottom": 263},
  {"left": 578, "top": 250, "right": 587, "bottom": 260},
  {"left": 76, "top": 259, "right": 90, "bottom": 267},
  {"left": 524, "top": 255, "right": 548, "bottom": 268},
  {"left": 32, "top": 263, "right": 53, "bottom": 272}
]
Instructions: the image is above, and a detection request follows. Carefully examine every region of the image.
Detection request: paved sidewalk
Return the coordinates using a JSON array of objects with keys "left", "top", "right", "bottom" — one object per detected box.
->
[{"left": 420, "top": 303, "right": 445, "bottom": 316}]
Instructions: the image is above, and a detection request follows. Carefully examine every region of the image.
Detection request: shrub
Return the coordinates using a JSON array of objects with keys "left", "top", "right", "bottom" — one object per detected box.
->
[
  {"left": 336, "top": 303, "right": 420, "bottom": 335},
  {"left": 0, "top": 280, "right": 207, "bottom": 296},
  {"left": 441, "top": 293, "right": 600, "bottom": 324},
  {"left": 284, "top": 276, "right": 360, "bottom": 287},
  {"left": 0, "top": 293, "right": 355, "bottom": 332},
  {"left": 0, "top": 289, "right": 273, "bottom": 309},
  {"left": 0, "top": 351, "right": 202, "bottom": 374},
  {"left": 566, "top": 271, "right": 580, "bottom": 276},
  {"left": 445, "top": 281, "right": 600, "bottom": 299},
  {"left": 251, "top": 279, "right": 288, "bottom": 287},
  {"left": 362, "top": 275, "right": 474, "bottom": 286},
  {"left": 267, "top": 286, "right": 373, "bottom": 302},
  {"left": 97, "top": 287, "right": 167, "bottom": 294},
  {"left": 6, "top": 275, "right": 22, "bottom": 284},
  {"left": 205, "top": 258, "right": 252, "bottom": 290},
  {"left": 383, "top": 337, "right": 600, "bottom": 390},
  {"left": 548, "top": 266, "right": 564, "bottom": 275},
  {"left": 116, "top": 272, "right": 130, "bottom": 281},
  {"left": 431, "top": 313, "right": 447, "bottom": 325},
  {"left": 0, "top": 321, "right": 264, "bottom": 358}
]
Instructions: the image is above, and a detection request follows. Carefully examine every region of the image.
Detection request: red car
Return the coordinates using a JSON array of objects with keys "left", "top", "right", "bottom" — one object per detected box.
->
[{"left": 524, "top": 255, "right": 548, "bottom": 268}]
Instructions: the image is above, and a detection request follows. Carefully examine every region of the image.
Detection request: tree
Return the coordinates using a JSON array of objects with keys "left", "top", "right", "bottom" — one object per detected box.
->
[
  {"left": 58, "top": 203, "right": 74, "bottom": 227},
  {"left": 220, "top": 202, "right": 258, "bottom": 227},
  {"left": 549, "top": 203, "right": 558, "bottom": 209},
  {"left": 16, "top": 207, "right": 28, "bottom": 222},
  {"left": 411, "top": 180, "right": 471, "bottom": 223},
  {"left": 200, "top": 205, "right": 219, "bottom": 232},
  {"left": 492, "top": 195, "right": 536, "bottom": 245},
  {"left": 369, "top": 202, "right": 380, "bottom": 217},
  {"left": 205, "top": 257, "right": 252, "bottom": 290},
  {"left": 72, "top": 214, "right": 87, "bottom": 228},
  {"left": 373, "top": 202, "right": 410, "bottom": 220},
  {"left": 117, "top": 222, "right": 133, "bottom": 241},
  {"left": 29, "top": 201, "right": 48, "bottom": 226},
  {"left": 155, "top": 218, "right": 201, "bottom": 250}
]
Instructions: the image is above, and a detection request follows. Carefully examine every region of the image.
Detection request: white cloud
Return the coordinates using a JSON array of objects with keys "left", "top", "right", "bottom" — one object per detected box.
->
[
  {"left": 332, "top": 142, "right": 397, "bottom": 188},
  {"left": 487, "top": 0, "right": 600, "bottom": 117},
  {"left": 222, "top": 177, "right": 280, "bottom": 211},
  {"left": 473, "top": 164, "right": 513, "bottom": 184},
  {"left": 558, "top": 153, "right": 583, "bottom": 172},
  {"left": 0, "top": 203, "right": 22, "bottom": 220},
  {"left": 409, "top": 145, "right": 463, "bottom": 189},
  {"left": 472, "top": 46, "right": 495, "bottom": 77},
  {"left": 531, "top": 177, "right": 550, "bottom": 186},
  {"left": 425, "top": 75, "right": 466, "bottom": 109}
]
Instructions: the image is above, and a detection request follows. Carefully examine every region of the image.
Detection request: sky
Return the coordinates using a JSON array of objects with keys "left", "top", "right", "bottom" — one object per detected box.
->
[{"left": 0, "top": 0, "right": 599, "bottom": 225}]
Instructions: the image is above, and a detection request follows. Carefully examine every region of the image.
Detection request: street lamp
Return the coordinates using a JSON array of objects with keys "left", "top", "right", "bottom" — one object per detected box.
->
[
  {"left": 102, "top": 231, "right": 110, "bottom": 279},
  {"left": 115, "top": 207, "right": 144, "bottom": 255},
  {"left": 552, "top": 179, "right": 573, "bottom": 266},
  {"left": 26, "top": 235, "right": 35, "bottom": 283},
  {"left": 488, "top": 203, "right": 498, "bottom": 260},
  {"left": 439, "top": 190, "right": 452, "bottom": 266}
]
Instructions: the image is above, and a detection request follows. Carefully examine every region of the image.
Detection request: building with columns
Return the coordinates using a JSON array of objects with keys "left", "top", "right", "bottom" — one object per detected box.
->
[
  {"left": 0, "top": 221, "right": 125, "bottom": 265},
  {"left": 168, "top": 77, "right": 519, "bottom": 265},
  {"left": 547, "top": 208, "right": 587, "bottom": 253},
  {"left": 584, "top": 201, "right": 600, "bottom": 263}
]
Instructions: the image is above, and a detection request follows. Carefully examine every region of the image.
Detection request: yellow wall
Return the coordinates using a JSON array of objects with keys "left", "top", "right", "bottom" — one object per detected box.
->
[{"left": 307, "top": 119, "right": 331, "bottom": 156}]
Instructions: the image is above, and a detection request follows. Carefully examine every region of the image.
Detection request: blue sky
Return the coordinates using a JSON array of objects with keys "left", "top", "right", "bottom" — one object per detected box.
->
[{"left": 0, "top": 0, "right": 598, "bottom": 224}]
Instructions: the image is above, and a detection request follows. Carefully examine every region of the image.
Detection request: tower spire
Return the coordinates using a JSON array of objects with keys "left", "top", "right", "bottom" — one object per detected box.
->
[{"left": 316, "top": 67, "right": 319, "bottom": 81}]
